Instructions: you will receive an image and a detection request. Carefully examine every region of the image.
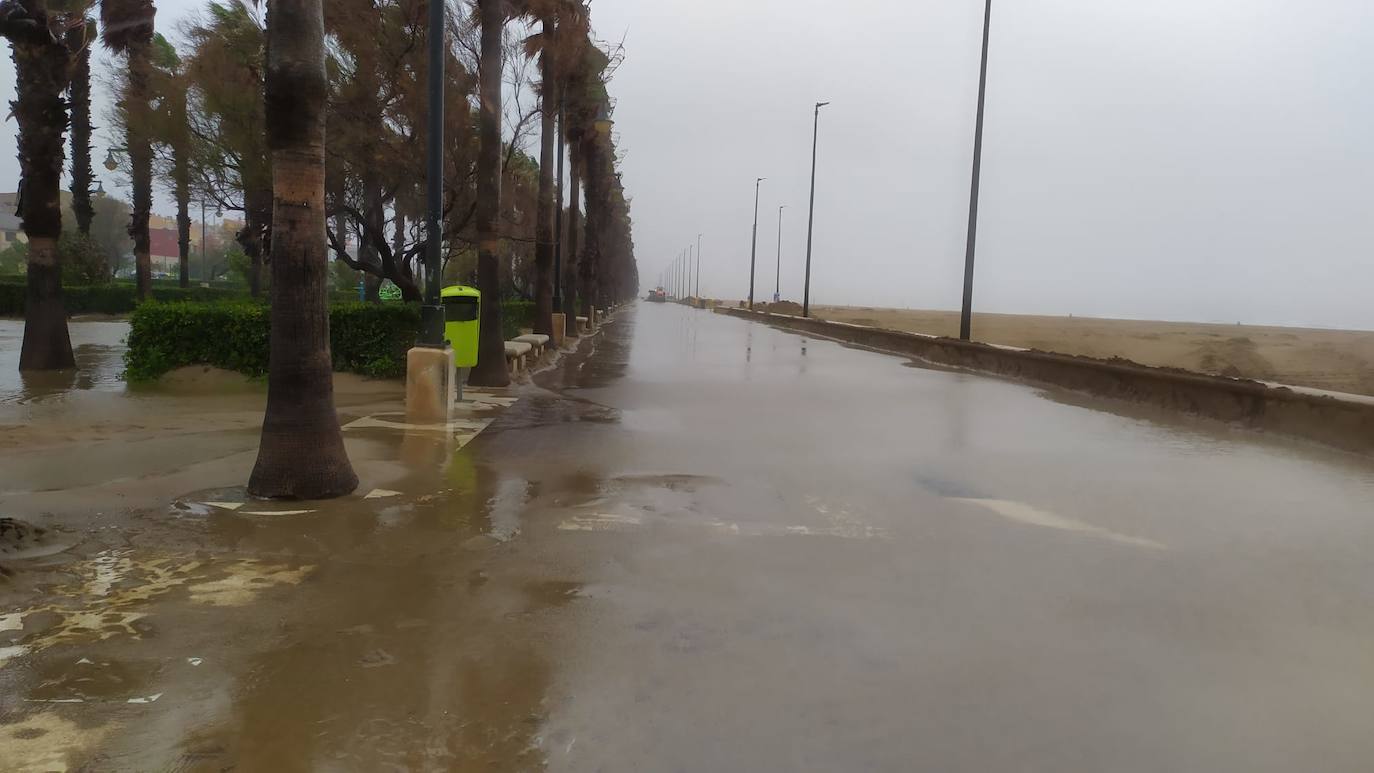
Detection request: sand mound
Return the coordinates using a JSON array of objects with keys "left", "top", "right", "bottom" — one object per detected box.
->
[
  {"left": 158, "top": 366, "right": 260, "bottom": 392},
  {"left": 764, "top": 301, "right": 804, "bottom": 316},
  {"left": 1183, "top": 336, "right": 1276, "bottom": 380}
]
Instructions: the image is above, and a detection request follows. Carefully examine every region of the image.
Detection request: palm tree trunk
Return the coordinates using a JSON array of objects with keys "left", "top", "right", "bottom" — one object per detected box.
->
[
  {"left": 578, "top": 138, "right": 599, "bottom": 320},
  {"left": 248, "top": 0, "right": 357, "bottom": 499},
  {"left": 68, "top": 25, "right": 95, "bottom": 236},
  {"left": 126, "top": 39, "right": 154, "bottom": 299},
  {"left": 532, "top": 16, "right": 556, "bottom": 336},
  {"left": 562, "top": 138, "right": 581, "bottom": 338},
  {"left": 12, "top": 24, "right": 76, "bottom": 371},
  {"left": 175, "top": 146, "right": 191, "bottom": 288},
  {"left": 468, "top": 0, "right": 508, "bottom": 387}
]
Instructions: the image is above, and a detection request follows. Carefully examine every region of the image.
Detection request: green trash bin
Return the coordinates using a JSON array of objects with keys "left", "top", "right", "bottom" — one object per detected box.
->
[{"left": 441, "top": 285, "right": 481, "bottom": 368}]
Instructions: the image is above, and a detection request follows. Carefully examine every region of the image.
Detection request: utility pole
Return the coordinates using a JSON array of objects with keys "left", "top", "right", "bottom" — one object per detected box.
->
[
  {"left": 775, "top": 205, "right": 786, "bottom": 302},
  {"left": 802, "top": 102, "right": 829, "bottom": 318},
  {"left": 960, "top": 0, "right": 993, "bottom": 341},
  {"left": 749, "top": 177, "right": 764, "bottom": 309}
]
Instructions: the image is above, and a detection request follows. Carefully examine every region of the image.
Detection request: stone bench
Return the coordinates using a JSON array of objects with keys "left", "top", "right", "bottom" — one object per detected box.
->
[
  {"left": 512, "top": 334, "right": 550, "bottom": 359},
  {"left": 504, "top": 340, "right": 533, "bottom": 373}
]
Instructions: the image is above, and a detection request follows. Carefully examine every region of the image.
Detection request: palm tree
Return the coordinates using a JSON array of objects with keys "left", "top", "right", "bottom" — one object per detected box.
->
[
  {"left": 4, "top": 0, "right": 78, "bottom": 370},
  {"left": 468, "top": 0, "right": 509, "bottom": 387},
  {"left": 101, "top": 0, "right": 156, "bottom": 300},
  {"left": 562, "top": 127, "right": 581, "bottom": 337},
  {"left": 530, "top": 12, "right": 557, "bottom": 336},
  {"left": 150, "top": 33, "right": 191, "bottom": 287},
  {"left": 67, "top": 19, "right": 95, "bottom": 236},
  {"left": 247, "top": 0, "right": 358, "bottom": 499}
]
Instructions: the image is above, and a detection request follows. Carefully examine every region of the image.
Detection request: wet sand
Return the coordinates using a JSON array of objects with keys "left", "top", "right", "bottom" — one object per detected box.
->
[{"left": 813, "top": 306, "right": 1374, "bottom": 396}]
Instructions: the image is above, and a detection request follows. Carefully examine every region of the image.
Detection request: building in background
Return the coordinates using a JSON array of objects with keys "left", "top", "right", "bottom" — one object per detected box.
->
[{"left": 0, "top": 192, "right": 26, "bottom": 249}]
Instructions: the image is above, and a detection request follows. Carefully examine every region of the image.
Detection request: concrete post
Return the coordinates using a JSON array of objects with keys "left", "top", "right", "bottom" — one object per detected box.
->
[{"left": 405, "top": 345, "right": 455, "bottom": 423}]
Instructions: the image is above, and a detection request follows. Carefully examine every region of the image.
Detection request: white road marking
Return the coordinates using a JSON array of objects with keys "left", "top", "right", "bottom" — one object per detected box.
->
[
  {"left": 364, "top": 489, "right": 402, "bottom": 499},
  {"left": 953, "top": 498, "right": 1165, "bottom": 549},
  {"left": 201, "top": 501, "right": 243, "bottom": 511},
  {"left": 343, "top": 415, "right": 495, "bottom": 433},
  {"left": 557, "top": 513, "right": 644, "bottom": 532}
]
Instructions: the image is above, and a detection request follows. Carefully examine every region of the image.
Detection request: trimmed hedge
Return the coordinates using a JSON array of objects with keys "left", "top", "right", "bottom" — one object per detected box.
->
[
  {"left": 125, "top": 302, "right": 421, "bottom": 381},
  {"left": 1, "top": 282, "right": 248, "bottom": 316},
  {"left": 0, "top": 280, "right": 362, "bottom": 316},
  {"left": 502, "top": 300, "right": 535, "bottom": 340}
]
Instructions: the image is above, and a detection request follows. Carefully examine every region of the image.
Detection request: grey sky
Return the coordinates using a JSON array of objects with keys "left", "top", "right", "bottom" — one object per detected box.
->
[{"left": 5, "top": 0, "right": 1372, "bottom": 328}]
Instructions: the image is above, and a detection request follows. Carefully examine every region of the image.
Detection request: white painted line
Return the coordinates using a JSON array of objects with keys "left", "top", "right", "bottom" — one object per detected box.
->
[
  {"left": 364, "top": 489, "right": 402, "bottom": 499},
  {"left": 126, "top": 693, "right": 163, "bottom": 704},
  {"left": 201, "top": 502, "right": 243, "bottom": 511},
  {"left": 240, "top": 509, "right": 315, "bottom": 516},
  {"left": 953, "top": 498, "right": 1165, "bottom": 549},
  {"left": 557, "top": 513, "right": 644, "bottom": 532}
]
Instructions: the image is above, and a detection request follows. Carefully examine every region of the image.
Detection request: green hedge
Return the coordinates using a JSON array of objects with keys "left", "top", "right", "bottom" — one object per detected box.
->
[
  {"left": 0, "top": 280, "right": 360, "bottom": 316},
  {"left": 125, "top": 302, "right": 421, "bottom": 381},
  {"left": 0, "top": 282, "right": 250, "bottom": 315},
  {"left": 502, "top": 300, "right": 535, "bottom": 340}
]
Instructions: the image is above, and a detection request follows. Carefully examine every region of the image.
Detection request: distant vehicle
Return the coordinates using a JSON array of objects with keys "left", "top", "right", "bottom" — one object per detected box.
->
[{"left": 647, "top": 287, "right": 667, "bottom": 303}]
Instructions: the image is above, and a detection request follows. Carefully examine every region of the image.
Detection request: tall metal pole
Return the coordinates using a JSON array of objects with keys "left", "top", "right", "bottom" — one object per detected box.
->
[
  {"left": 687, "top": 244, "right": 693, "bottom": 299},
  {"left": 802, "top": 102, "right": 828, "bottom": 318},
  {"left": 418, "top": 0, "right": 446, "bottom": 346},
  {"left": 553, "top": 98, "right": 564, "bottom": 310},
  {"left": 749, "top": 177, "right": 764, "bottom": 309},
  {"left": 695, "top": 233, "right": 702, "bottom": 297},
  {"left": 775, "top": 205, "right": 786, "bottom": 300},
  {"left": 200, "top": 201, "right": 207, "bottom": 282},
  {"left": 960, "top": 0, "right": 993, "bottom": 342}
]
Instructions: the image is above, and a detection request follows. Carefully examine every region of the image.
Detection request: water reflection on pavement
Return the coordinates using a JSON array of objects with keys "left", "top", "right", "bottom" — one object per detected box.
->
[{"left": 4, "top": 307, "right": 1374, "bottom": 771}]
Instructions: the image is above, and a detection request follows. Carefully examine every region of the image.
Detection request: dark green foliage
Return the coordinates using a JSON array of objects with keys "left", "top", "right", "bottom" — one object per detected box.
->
[
  {"left": 327, "top": 304, "right": 421, "bottom": 378},
  {"left": 59, "top": 232, "right": 109, "bottom": 285},
  {"left": 124, "top": 300, "right": 539, "bottom": 381},
  {"left": 502, "top": 300, "right": 535, "bottom": 340},
  {"left": 124, "top": 302, "right": 421, "bottom": 381},
  {"left": 0, "top": 282, "right": 249, "bottom": 316},
  {"left": 124, "top": 302, "right": 270, "bottom": 381}
]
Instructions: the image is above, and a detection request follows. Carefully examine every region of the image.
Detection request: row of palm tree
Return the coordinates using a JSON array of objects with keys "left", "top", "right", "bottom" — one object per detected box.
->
[{"left": 3, "top": 0, "right": 639, "bottom": 496}]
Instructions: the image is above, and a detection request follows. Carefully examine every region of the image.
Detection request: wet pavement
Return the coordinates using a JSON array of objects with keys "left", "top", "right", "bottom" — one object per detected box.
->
[{"left": 5, "top": 307, "right": 1374, "bottom": 771}]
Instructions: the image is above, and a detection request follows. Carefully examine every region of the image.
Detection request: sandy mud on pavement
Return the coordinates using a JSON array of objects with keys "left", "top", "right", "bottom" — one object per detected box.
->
[{"left": 0, "top": 318, "right": 569, "bottom": 770}]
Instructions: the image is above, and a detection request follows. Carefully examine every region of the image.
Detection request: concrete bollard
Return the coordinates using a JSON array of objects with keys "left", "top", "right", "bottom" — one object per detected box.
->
[
  {"left": 551, "top": 313, "right": 566, "bottom": 348},
  {"left": 405, "top": 345, "right": 456, "bottom": 423}
]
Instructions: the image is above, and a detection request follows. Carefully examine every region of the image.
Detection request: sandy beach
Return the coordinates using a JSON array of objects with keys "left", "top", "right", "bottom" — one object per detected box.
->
[{"left": 810, "top": 306, "right": 1374, "bottom": 397}]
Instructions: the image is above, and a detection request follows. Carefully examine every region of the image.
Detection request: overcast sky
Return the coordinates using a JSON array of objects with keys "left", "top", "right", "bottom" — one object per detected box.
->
[{"left": 4, "top": 0, "right": 1372, "bottom": 328}]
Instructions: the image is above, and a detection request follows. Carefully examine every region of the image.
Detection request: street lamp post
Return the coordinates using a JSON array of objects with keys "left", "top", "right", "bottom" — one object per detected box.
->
[
  {"left": 695, "top": 233, "right": 702, "bottom": 297},
  {"left": 748, "top": 177, "right": 764, "bottom": 309},
  {"left": 417, "top": 0, "right": 447, "bottom": 347},
  {"left": 802, "top": 102, "right": 829, "bottom": 318},
  {"left": 960, "top": 0, "right": 993, "bottom": 341},
  {"left": 687, "top": 244, "right": 693, "bottom": 299},
  {"left": 775, "top": 205, "right": 786, "bottom": 302}
]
